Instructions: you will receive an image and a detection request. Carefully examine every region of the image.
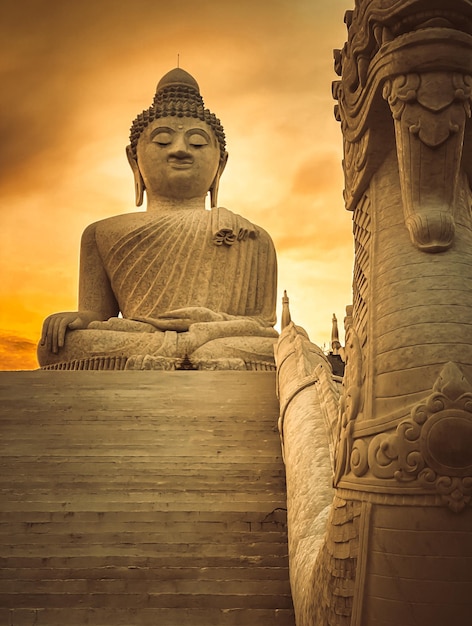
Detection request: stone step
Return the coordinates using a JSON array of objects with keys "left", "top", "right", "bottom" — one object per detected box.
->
[
  {"left": 0, "top": 460, "right": 284, "bottom": 473},
  {"left": 1, "top": 472, "right": 284, "bottom": 485},
  {"left": 0, "top": 371, "right": 280, "bottom": 410},
  {"left": 2, "top": 529, "right": 288, "bottom": 547},
  {"left": 0, "top": 500, "right": 287, "bottom": 512},
  {"left": 3, "top": 491, "right": 285, "bottom": 502},
  {"left": 0, "top": 592, "right": 294, "bottom": 609},
  {"left": 0, "top": 415, "right": 278, "bottom": 425},
  {"left": 1, "top": 415, "right": 278, "bottom": 423},
  {"left": 0, "top": 458, "right": 284, "bottom": 468},
  {"left": 1, "top": 489, "right": 285, "bottom": 502},
  {"left": 1, "top": 542, "right": 288, "bottom": 559},
  {"left": 1, "top": 409, "right": 277, "bottom": 415},
  {"left": 0, "top": 509, "right": 288, "bottom": 524},
  {"left": 0, "top": 565, "right": 290, "bottom": 581},
  {"left": 0, "top": 448, "right": 281, "bottom": 459},
  {"left": 0, "top": 483, "right": 285, "bottom": 495},
  {"left": 0, "top": 371, "right": 295, "bottom": 625},
  {"left": 0, "top": 427, "right": 280, "bottom": 439},
  {"left": 0, "top": 607, "right": 295, "bottom": 626},
  {"left": 0, "top": 518, "right": 285, "bottom": 533},
  {"left": 0, "top": 473, "right": 286, "bottom": 486},
  {"left": 0, "top": 465, "right": 285, "bottom": 478},
  {"left": 0, "top": 515, "right": 287, "bottom": 532},
  {"left": 3, "top": 436, "right": 278, "bottom": 447},
  {"left": 1, "top": 577, "right": 291, "bottom": 595},
  {"left": 0, "top": 554, "right": 289, "bottom": 569}
]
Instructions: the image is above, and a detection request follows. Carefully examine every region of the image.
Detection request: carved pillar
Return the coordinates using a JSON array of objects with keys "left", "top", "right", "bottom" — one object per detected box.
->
[{"left": 278, "top": 5, "right": 472, "bottom": 624}]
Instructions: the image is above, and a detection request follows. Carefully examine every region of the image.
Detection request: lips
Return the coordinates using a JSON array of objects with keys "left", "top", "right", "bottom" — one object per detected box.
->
[{"left": 168, "top": 157, "right": 194, "bottom": 169}]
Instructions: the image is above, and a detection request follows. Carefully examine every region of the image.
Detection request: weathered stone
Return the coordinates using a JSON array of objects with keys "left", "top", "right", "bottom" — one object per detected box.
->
[
  {"left": 37, "top": 68, "right": 278, "bottom": 371},
  {"left": 278, "top": 1, "right": 472, "bottom": 624},
  {"left": 0, "top": 371, "right": 294, "bottom": 625}
]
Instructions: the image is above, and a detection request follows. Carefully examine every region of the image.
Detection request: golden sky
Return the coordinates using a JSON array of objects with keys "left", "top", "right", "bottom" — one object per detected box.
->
[{"left": 0, "top": 0, "right": 353, "bottom": 370}]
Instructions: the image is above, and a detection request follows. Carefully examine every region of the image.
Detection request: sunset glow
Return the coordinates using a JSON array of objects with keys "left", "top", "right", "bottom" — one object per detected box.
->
[{"left": 0, "top": 0, "right": 353, "bottom": 370}]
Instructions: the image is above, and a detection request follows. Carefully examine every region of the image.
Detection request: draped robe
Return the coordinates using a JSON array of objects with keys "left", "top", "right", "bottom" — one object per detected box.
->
[
  {"left": 38, "top": 206, "right": 278, "bottom": 369},
  {"left": 95, "top": 206, "right": 277, "bottom": 326}
]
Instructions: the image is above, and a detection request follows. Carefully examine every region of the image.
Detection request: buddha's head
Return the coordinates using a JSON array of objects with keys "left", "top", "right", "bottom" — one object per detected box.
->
[{"left": 127, "top": 68, "right": 228, "bottom": 208}]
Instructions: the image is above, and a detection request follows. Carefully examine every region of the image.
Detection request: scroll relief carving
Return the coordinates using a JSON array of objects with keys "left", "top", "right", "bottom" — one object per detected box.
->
[
  {"left": 332, "top": 76, "right": 392, "bottom": 215},
  {"left": 384, "top": 72, "right": 472, "bottom": 252},
  {"left": 366, "top": 362, "right": 472, "bottom": 512}
]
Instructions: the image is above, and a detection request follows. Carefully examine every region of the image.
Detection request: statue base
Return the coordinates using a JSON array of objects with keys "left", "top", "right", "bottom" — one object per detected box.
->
[{"left": 40, "top": 354, "right": 276, "bottom": 371}]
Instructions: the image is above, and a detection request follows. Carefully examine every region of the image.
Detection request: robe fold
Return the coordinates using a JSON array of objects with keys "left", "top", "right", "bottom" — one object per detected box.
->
[{"left": 96, "top": 207, "right": 277, "bottom": 326}]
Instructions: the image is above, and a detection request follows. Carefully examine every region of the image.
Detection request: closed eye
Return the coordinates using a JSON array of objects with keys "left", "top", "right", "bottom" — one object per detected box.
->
[
  {"left": 188, "top": 133, "right": 209, "bottom": 147},
  {"left": 150, "top": 128, "right": 173, "bottom": 145}
]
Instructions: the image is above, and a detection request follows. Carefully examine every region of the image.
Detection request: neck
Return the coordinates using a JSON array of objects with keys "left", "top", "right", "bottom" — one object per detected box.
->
[{"left": 145, "top": 195, "right": 207, "bottom": 213}]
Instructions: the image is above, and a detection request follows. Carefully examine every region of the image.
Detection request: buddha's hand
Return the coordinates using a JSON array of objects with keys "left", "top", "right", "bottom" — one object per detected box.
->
[
  {"left": 40, "top": 311, "right": 102, "bottom": 354},
  {"left": 135, "top": 307, "right": 224, "bottom": 332}
]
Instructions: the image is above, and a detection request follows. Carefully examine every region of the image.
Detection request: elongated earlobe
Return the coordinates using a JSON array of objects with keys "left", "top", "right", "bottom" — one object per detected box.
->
[
  {"left": 210, "top": 151, "right": 229, "bottom": 208},
  {"left": 209, "top": 179, "right": 219, "bottom": 209},
  {"left": 126, "top": 145, "right": 145, "bottom": 207}
]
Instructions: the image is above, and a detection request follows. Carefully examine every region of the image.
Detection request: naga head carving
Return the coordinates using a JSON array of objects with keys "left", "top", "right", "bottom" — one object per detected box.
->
[{"left": 333, "top": 0, "right": 472, "bottom": 252}]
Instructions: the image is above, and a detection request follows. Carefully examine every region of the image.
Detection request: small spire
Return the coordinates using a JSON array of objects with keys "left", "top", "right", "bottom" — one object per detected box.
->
[
  {"left": 281, "top": 290, "right": 291, "bottom": 330},
  {"left": 331, "top": 313, "right": 341, "bottom": 355},
  {"left": 177, "top": 53, "right": 180, "bottom": 68}
]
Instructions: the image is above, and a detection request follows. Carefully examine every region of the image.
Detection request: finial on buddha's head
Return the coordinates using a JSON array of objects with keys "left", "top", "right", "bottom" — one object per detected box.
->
[
  {"left": 155, "top": 67, "right": 200, "bottom": 92},
  {"left": 128, "top": 67, "right": 226, "bottom": 163}
]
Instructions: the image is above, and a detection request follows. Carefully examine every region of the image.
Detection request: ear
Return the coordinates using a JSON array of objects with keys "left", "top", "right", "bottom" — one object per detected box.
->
[
  {"left": 210, "top": 151, "right": 229, "bottom": 208},
  {"left": 126, "top": 145, "right": 145, "bottom": 207}
]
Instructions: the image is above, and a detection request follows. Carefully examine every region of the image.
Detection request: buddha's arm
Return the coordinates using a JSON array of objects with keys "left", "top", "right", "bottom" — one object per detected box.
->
[
  {"left": 77, "top": 222, "right": 119, "bottom": 318},
  {"left": 141, "top": 311, "right": 278, "bottom": 355},
  {"left": 40, "top": 223, "right": 119, "bottom": 354},
  {"left": 133, "top": 307, "right": 276, "bottom": 333}
]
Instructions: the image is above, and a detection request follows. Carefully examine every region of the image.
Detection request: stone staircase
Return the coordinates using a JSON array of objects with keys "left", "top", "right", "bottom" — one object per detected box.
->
[{"left": 0, "top": 370, "right": 294, "bottom": 626}]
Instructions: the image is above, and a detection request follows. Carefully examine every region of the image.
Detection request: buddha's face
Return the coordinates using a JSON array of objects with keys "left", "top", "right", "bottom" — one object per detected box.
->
[{"left": 136, "top": 116, "right": 221, "bottom": 201}]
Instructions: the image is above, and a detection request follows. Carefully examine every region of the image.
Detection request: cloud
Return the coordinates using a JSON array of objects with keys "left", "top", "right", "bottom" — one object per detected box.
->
[
  {"left": 292, "top": 152, "right": 344, "bottom": 196},
  {"left": 0, "top": 332, "right": 38, "bottom": 371},
  {"left": 0, "top": 0, "right": 353, "bottom": 351}
]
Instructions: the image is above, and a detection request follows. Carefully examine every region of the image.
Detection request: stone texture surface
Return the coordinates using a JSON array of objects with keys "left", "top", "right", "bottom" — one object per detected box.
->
[
  {"left": 38, "top": 68, "right": 278, "bottom": 371},
  {"left": 0, "top": 371, "right": 294, "bottom": 626},
  {"left": 332, "top": 0, "right": 472, "bottom": 501},
  {"left": 277, "top": 1, "right": 472, "bottom": 624},
  {"left": 275, "top": 323, "right": 342, "bottom": 625}
]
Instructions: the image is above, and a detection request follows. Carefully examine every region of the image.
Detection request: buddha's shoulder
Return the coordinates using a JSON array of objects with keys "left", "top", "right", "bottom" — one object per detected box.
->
[
  {"left": 216, "top": 206, "right": 273, "bottom": 241},
  {"left": 83, "top": 212, "right": 156, "bottom": 238}
]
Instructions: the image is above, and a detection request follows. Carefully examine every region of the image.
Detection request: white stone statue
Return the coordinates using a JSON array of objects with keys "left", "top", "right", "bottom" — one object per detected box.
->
[{"left": 38, "top": 68, "right": 278, "bottom": 370}]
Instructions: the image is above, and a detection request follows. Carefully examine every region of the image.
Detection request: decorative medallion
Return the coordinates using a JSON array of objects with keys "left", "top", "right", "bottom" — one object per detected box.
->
[{"left": 368, "top": 362, "right": 472, "bottom": 512}]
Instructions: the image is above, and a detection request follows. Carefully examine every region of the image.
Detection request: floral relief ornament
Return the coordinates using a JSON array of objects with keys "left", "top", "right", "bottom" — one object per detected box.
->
[{"left": 368, "top": 362, "right": 472, "bottom": 512}]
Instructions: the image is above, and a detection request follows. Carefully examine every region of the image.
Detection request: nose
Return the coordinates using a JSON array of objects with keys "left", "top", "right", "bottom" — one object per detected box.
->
[
  {"left": 170, "top": 148, "right": 191, "bottom": 159},
  {"left": 169, "top": 133, "right": 191, "bottom": 157}
]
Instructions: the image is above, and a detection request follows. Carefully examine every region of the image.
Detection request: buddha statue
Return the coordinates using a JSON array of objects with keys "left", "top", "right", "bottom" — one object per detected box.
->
[{"left": 37, "top": 68, "right": 278, "bottom": 370}]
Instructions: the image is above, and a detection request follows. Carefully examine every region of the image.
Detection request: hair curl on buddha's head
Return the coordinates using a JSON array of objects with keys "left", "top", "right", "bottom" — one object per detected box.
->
[{"left": 129, "top": 68, "right": 226, "bottom": 163}]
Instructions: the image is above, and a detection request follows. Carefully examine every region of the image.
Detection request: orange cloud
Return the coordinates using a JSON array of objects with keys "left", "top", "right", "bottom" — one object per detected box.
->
[
  {"left": 0, "top": 0, "right": 353, "bottom": 367},
  {"left": 0, "top": 332, "right": 38, "bottom": 371},
  {"left": 292, "top": 152, "right": 344, "bottom": 196}
]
